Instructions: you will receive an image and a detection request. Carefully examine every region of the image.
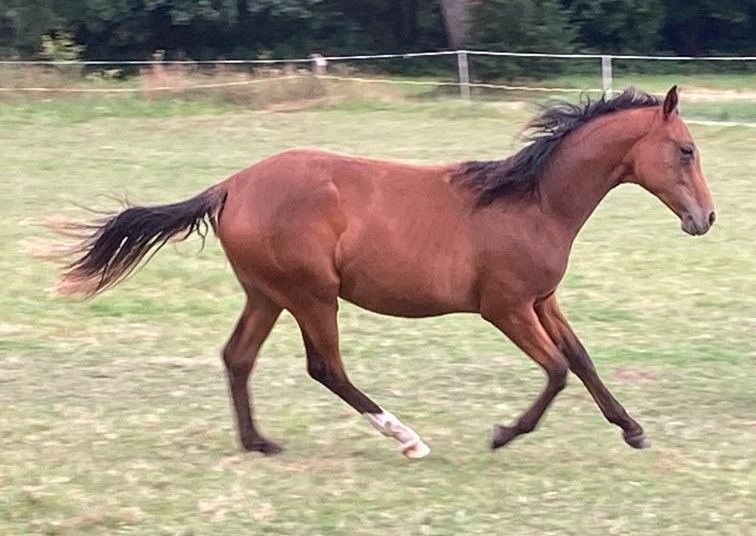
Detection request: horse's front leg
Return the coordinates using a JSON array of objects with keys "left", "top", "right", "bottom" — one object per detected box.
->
[
  {"left": 483, "top": 306, "right": 569, "bottom": 449},
  {"left": 535, "top": 295, "right": 649, "bottom": 449}
]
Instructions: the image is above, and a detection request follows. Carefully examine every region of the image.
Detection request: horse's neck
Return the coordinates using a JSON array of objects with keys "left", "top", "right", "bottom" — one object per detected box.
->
[{"left": 537, "top": 109, "right": 652, "bottom": 240}]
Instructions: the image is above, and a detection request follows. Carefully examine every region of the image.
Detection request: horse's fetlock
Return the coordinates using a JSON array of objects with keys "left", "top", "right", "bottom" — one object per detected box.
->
[{"left": 516, "top": 420, "right": 537, "bottom": 434}]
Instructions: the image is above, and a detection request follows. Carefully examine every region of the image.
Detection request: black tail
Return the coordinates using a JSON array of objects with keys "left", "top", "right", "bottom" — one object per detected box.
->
[{"left": 55, "top": 186, "right": 227, "bottom": 297}]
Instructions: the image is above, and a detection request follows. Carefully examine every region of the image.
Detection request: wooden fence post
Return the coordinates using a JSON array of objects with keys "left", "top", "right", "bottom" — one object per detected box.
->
[{"left": 457, "top": 50, "right": 470, "bottom": 102}]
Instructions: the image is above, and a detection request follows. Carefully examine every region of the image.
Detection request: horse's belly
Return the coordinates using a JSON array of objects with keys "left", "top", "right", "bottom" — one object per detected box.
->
[
  {"left": 336, "top": 253, "right": 477, "bottom": 318},
  {"left": 332, "top": 175, "right": 478, "bottom": 317},
  {"left": 339, "top": 283, "right": 464, "bottom": 318}
]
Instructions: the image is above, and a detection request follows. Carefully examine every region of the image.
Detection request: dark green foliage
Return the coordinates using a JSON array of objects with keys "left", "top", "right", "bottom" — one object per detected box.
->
[
  {"left": 1, "top": 0, "right": 756, "bottom": 70},
  {"left": 0, "top": 0, "right": 60, "bottom": 56},
  {"left": 566, "top": 0, "right": 666, "bottom": 53},
  {"left": 467, "top": 0, "right": 577, "bottom": 79},
  {"left": 470, "top": 0, "right": 577, "bottom": 54},
  {"left": 0, "top": 0, "right": 447, "bottom": 60},
  {"left": 658, "top": 0, "right": 756, "bottom": 55}
]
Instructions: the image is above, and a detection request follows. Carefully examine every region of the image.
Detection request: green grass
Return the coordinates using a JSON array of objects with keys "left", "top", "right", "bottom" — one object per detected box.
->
[
  {"left": 1, "top": 97, "right": 755, "bottom": 535},
  {"left": 550, "top": 71, "right": 756, "bottom": 91}
]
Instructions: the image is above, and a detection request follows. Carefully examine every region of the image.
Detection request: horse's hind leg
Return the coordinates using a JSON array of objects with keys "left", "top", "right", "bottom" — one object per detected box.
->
[
  {"left": 222, "top": 286, "right": 282, "bottom": 454},
  {"left": 293, "top": 298, "right": 431, "bottom": 458}
]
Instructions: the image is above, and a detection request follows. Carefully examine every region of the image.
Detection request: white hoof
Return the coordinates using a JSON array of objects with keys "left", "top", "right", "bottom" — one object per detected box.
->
[
  {"left": 364, "top": 409, "right": 429, "bottom": 459},
  {"left": 401, "top": 439, "right": 431, "bottom": 459}
]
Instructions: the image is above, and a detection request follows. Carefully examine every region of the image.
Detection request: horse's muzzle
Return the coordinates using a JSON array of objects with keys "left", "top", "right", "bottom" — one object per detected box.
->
[{"left": 682, "top": 210, "right": 716, "bottom": 236}]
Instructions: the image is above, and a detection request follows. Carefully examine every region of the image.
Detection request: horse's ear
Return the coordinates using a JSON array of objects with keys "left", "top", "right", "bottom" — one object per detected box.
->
[{"left": 663, "top": 85, "right": 679, "bottom": 119}]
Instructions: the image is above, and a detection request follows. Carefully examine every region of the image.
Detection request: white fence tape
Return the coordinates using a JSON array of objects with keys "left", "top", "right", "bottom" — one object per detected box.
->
[
  {"left": 2, "top": 48, "right": 755, "bottom": 128},
  {"left": 0, "top": 75, "right": 306, "bottom": 93},
  {"left": 0, "top": 73, "right": 603, "bottom": 94},
  {"left": 465, "top": 50, "right": 756, "bottom": 61},
  {"left": 0, "top": 51, "right": 458, "bottom": 66},
  {"left": 2, "top": 49, "right": 756, "bottom": 65},
  {"left": 315, "top": 74, "right": 601, "bottom": 93},
  {"left": 687, "top": 119, "right": 756, "bottom": 129}
]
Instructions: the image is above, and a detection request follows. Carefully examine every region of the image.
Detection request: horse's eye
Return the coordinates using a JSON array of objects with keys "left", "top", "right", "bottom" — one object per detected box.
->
[{"left": 680, "top": 145, "right": 695, "bottom": 160}]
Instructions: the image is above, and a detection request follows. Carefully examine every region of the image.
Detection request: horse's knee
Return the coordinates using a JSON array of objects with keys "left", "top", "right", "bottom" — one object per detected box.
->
[
  {"left": 307, "top": 359, "right": 341, "bottom": 387},
  {"left": 306, "top": 359, "right": 328, "bottom": 383},
  {"left": 222, "top": 347, "right": 251, "bottom": 378},
  {"left": 307, "top": 359, "right": 352, "bottom": 394},
  {"left": 549, "top": 360, "right": 569, "bottom": 391}
]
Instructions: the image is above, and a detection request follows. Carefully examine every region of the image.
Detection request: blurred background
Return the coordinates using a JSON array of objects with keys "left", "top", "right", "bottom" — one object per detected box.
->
[
  {"left": 1, "top": 2, "right": 755, "bottom": 535},
  {"left": 2, "top": 0, "right": 756, "bottom": 116}
]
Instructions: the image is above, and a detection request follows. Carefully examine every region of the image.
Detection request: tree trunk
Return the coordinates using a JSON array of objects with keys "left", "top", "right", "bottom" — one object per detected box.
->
[{"left": 439, "top": 0, "right": 474, "bottom": 48}]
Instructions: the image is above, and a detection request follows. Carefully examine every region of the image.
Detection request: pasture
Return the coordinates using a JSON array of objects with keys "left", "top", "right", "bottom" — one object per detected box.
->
[{"left": 1, "top": 94, "right": 755, "bottom": 535}]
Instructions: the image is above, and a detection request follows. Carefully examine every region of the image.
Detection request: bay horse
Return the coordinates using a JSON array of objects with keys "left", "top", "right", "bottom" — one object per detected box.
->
[{"left": 57, "top": 86, "right": 715, "bottom": 459}]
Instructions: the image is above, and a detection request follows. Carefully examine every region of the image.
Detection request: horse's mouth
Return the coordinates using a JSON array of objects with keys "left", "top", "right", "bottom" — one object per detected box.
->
[{"left": 681, "top": 213, "right": 714, "bottom": 236}]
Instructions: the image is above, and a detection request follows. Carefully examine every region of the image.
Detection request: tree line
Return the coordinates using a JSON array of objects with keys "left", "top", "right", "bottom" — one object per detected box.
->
[{"left": 2, "top": 1, "right": 756, "bottom": 61}]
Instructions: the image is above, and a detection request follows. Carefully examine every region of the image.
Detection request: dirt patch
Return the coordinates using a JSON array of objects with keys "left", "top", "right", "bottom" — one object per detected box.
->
[
  {"left": 683, "top": 87, "right": 756, "bottom": 102},
  {"left": 613, "top": 366, "right": 657, "bottom": 382}
]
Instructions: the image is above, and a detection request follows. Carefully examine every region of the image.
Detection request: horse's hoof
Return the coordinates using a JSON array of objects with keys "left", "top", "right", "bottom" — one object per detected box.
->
[
  {"left": 401, "top": 439, "right": 431, "bottom": 459},
  {"left": 242, "top": 438, "right": 284, "bottom": 455},
  {"left": 491, "top": 424, "right": 518, "bottom": 450},
  {"left": 623, "top": 432, "right": 651, "bottom": 449}
]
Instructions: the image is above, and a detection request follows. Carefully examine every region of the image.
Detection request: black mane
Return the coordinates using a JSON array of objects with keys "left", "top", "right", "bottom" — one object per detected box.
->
[{"left": 453, "top": 88, "right": 662, "bottom": 206}]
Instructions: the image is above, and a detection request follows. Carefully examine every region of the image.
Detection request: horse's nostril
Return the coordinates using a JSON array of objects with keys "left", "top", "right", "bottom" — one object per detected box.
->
[{"left": 708, "top": 211, "right": 717, "bottom": 225}]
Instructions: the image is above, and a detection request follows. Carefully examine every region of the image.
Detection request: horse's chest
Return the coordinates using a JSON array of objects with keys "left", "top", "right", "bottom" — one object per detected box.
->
[{"left": 479, "top": 242, "right": 569, "bottom": 302}]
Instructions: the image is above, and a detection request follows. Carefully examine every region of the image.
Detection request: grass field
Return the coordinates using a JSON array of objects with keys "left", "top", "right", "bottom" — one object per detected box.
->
[{"left": 1, "top": 94, "right": 755, "bottom": 535}]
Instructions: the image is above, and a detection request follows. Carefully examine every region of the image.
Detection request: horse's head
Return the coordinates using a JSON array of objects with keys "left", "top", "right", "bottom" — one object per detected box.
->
[{"left": 623, "top": 85, "right": 716, "bottom": 235}]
